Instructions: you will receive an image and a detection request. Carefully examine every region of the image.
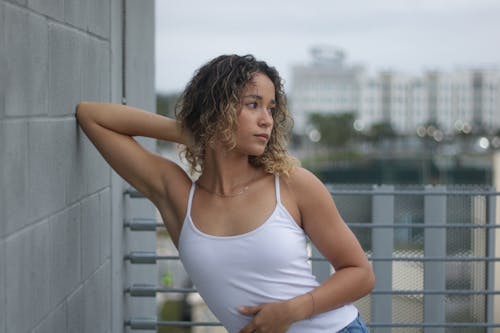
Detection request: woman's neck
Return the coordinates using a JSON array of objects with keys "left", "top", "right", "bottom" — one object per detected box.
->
[{"left": 197, "top": 148, "right": 258, "bottom": 197}]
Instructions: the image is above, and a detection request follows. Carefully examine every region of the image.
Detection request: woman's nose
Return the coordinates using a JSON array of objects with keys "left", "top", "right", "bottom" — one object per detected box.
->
[{"left": 258, "top": 109, "right": 273, "bottom": 127}]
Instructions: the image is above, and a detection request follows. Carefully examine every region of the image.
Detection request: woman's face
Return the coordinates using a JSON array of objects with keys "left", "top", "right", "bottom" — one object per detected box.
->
[{"left": 233, "top": 72, "right": 275, "bottom": 156}]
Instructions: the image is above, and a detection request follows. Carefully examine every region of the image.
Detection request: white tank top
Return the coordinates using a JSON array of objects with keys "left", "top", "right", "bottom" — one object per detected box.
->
[{"left": 178, "top": 175, "right": 358, "bottom": 333}]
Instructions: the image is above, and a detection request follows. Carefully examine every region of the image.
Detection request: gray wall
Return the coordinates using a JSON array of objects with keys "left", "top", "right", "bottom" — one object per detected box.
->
[{"left": 0, "top": 0, "right": 156, "bottom": 332}]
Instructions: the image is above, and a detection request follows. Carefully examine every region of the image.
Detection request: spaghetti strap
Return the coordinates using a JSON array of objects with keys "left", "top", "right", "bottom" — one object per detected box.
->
[
  {"left": 275, "top": 174, "right": 281, "bottom": 204},
  {"left": 186, "top": 182, "right": 196, "bottom": 215}
]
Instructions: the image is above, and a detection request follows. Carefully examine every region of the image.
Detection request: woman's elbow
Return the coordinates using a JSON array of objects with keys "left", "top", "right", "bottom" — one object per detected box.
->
[
  {"left": 75, "top": 102, "right": 88, "bottom": 121},
  {"left": 364, "top": 265, "right": 376, "bottom": 294},
  {"left": 75, "top": 102, "right": 97, "bottom": 124}
]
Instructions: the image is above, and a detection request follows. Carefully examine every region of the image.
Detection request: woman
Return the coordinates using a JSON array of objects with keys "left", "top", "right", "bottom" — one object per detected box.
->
[{"left": 76, "top": 54, "right": 374, "bottom": 333}]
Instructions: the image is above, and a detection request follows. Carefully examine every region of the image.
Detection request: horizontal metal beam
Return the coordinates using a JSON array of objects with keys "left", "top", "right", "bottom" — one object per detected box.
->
[
  {"left": 125, "top": 284, "right": 500, "bottom": 297},
  {"left": 123, "top": 188, "right": 144, "bottom": 198},
  {"left": 326, "top": 187, "right": 500, "bottom": 196},
  {"left": 369, "top": 322, "right": 500, "bottom": 328},
  {"left": 126, "top": 187, "right": 500, "bottom": 198},
  {"left": 124, "top": 251, "right": 500, "bottom": 264},
  {"left": 124, "top": 252, "right": 181, "bottom": 263},
  {"left": 156, "top": 321, "right": 223, "bottom": 327},
  {"left": 122, "top": 221, "right": 500, "bottom": 229},
  {"left": 123, "top": 218, "right": 161, "bottom": 231},
  {"left": 367, "top": 256, "right": 500, "bottom": 262},
  {"left": 372, "top": 289, "right": 500, "bottom": 295},
  {"left": 124, "top": 319, "right": 500, "bottom": 329},
  {"left": 125, "top": 319, "right": 222, "bottom": 329},
  {"left": 347, "top": 223, "right": 500, "bottom": 229},
  {"left": 126, "top": 284, "right": 196, "bottom": 296},
  {"left": 125, "top": 318, "right": 157, "bottom": 330}
]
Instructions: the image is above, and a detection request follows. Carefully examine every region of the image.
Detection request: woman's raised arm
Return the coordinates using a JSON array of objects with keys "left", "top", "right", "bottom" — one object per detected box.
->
[
  {"left": 76, "top": 102, "right": 189, "bottom": 144},
  {"left": 76, "top": 102, "right": 192, "bottom": 236}
]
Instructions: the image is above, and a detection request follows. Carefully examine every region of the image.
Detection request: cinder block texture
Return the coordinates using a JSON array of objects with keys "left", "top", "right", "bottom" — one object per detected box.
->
[
  {"left": 65, "top": 120, "right": 110, "bottom": 205},
  {"left": 65, "top": 122, "right": 87, "bottom": 204},
  {"left": 100, "top": 188, "right": 111, "bottom": 262},
  {"left": 81, "top": 193, "right": 101, "bottom": 279},
  {"left": 0, "top": 3, "right": 5, "bottom": 120},
  {"left": 66, "top": 286, "right": 84, "bottom": 333},
  {"left": 6, "top": 222, "right": 50, "bottom": 333},
  {"left": 28, "top": 0, "right": 64, "bottom": 21},
  {"left": 1, "top": 1, "right": 155, "bottom": 333},
  {"left": 48, "top": 23, "right": 84, "bottom": 116},
  {"left": 28, "top": 120, "right": 69, "bottom": 222},
  {"left": 68, "top": 262, "right": 111, "bottom": 333},
  {"left": 83, "top": 133, "right": 111, "bottom": 194},
  {"left": 3, "top": 4, "right": 48, "bottom": 117},
  {"left": 0, "top": 121, "right": 29, "bottom": 237},
  {"left": 4, "top": 0, "right": 27, "bottom": 6},
  {"left": 32, "top": 302, "right": 67, "bottom": 333},
  {"left": 87, "top": 0, "right": 110, "bottom": 39},
  {"left": 88, "top": 262, "right": 111, "bottom": 333},
  {"left": 64, "top": 0, "right": 87, "bottom": 30},
  {"left": 125, "top": 0, "right": 155, "bottom": 110},
  {"left": 49, "top": 204, "right": 81, "bottom": 307},
  {"left": 0, "top": 241, "right": 5, "bottom": 333},
  {"left": 82, "top": 36, "right": 111, "bottom": 102}
]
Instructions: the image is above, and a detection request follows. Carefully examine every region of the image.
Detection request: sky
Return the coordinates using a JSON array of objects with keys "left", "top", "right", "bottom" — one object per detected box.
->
[{"left": 155, "top": 0, "right": 500, "bottom": 93}]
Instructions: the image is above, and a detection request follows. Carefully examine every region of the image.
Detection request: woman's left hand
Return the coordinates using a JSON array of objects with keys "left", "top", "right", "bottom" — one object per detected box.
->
[{"left": 238, "top": 302, "right": 294, "bottom": 333}]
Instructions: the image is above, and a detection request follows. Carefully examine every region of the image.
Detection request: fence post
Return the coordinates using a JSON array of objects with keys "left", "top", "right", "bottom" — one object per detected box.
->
[
  {"left": 424, "top": 185, "right": 446, "bottom": 333},
  {"left": 371, "top": 185, "right": 394, "bottom": 333},
  {"left": 493, "top": 152, "right": 500, "bottom": 333},
  {"left": 311, "top": 244, "right": 331, "bottom": 283},
  {"left": 486, "top": 194, "right": 497, "bottom": 333}
]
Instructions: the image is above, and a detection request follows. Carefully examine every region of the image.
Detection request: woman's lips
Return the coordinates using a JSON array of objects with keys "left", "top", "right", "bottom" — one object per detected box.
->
[{"left": 255, "top": 134, "right": 269, "bottom": 141}]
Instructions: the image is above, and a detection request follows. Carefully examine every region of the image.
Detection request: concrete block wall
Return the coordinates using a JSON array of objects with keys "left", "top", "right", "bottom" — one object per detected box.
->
[
  {"left": 122, "top": 1, "right": 157, "bottom": 331},
  {"left": 0, "top": 0, "right": 156, "bottom": 332}
]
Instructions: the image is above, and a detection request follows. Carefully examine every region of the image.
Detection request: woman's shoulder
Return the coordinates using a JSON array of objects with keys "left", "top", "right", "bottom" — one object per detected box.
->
[
  {"left": 281, "top": 166, "right": 323, "bottom": 189},
  {"left": 279, "top": 166, "right": 330, "bottom": 203}
]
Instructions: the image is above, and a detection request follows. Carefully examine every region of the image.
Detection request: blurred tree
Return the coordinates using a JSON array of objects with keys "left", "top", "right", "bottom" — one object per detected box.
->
[
  {"left": 367, "top": 121, "right": 396, "bottom": 142},
  {"left": 156, "top": 93, "right": 180, "bottom": 149},
  {"left": 157, "top": 92, "right": 179, "bottom": 118},
  {"left": 308, "top": 112, "right": 356, "bottom": 148}
]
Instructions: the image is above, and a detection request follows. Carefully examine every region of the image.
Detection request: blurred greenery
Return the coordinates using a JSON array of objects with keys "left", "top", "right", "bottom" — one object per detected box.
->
[
  {"left": 366, "top": 121, "right": 396, "bottom": 142},
  {"left": 156, "top": 93, "right": 181, "bottom": 149},
  {"left": 158, "top": 300, "right": 190, "bottom": 333},
  {"left": 307, "top": 112, "right": 398, "bottom": 148},
  {"left": 157, "top": 93, "right": 180, "bottom": 118},
  {"left": 161, "top": 271, "right": 173, "bottom": 287},
  {"left": 308, "top": 112, "right": 356, "bottom": 148}
]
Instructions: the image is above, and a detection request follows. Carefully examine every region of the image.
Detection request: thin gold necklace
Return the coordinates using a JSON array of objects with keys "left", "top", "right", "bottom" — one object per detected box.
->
[{"left": 196, "top": 170, "right": 258, "bottom": 198}]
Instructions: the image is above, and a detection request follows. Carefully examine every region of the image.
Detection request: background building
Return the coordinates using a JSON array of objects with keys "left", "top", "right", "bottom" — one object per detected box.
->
[
  {"left": 290, "top": 46, "right": 365, "bottom": 133},
  {"left": 291, "top": 47, "right": 500, "bottom": 136}
]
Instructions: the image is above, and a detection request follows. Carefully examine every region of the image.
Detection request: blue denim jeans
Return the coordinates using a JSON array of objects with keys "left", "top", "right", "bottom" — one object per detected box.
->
[{"left": 337, "top": 314, "right": 370, "bottom": 333}]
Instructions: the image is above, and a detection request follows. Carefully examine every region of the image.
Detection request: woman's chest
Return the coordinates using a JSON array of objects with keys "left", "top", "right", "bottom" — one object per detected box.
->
[{"left": 191, "top": 189, "right": 278, "bottom": 237}]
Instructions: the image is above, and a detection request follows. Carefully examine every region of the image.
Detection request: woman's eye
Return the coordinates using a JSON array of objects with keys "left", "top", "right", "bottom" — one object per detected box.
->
[
  {"left": 246, "top": 102, "right": 258, "bottom": 109},
  {"left": 267, "top": 107, "right": 276, "bottom": 116}
]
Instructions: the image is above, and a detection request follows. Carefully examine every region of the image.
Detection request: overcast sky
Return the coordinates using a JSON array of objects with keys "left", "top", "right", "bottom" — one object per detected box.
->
[{"left": 155, "top": 0, "right": 500, "bottom": 93}]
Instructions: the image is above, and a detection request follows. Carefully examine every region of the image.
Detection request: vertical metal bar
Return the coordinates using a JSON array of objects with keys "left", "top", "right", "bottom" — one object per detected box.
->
[
  {"left": 486, "top": 194, "right": 496, "bottom": 333},
  {"left": 371, "top": 185, "right": 394, "bottom": 333},
  {"left": 311, "top": 244, "right": 331, "bottom": 283},
  {"left": 424, "top": 185, "right": 446, "bottom": 333},
  {"left": 121, "top": 0, "right": 127, "bottom": 105}
]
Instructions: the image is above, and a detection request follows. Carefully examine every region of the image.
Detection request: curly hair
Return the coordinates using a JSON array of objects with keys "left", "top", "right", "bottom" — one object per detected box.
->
[{"left": 175, "top": 54, "right": 298, "bottom": 176}]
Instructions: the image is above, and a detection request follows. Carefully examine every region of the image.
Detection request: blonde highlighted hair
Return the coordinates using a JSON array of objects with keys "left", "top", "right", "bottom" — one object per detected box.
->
[{"left": 175, "top": 54, "right": 298, "bottom": 176}]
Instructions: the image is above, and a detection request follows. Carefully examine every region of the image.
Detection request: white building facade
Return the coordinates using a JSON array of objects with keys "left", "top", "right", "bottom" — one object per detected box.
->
[{"left": 290, "top": 48, "right": 500, "bottom": 136}]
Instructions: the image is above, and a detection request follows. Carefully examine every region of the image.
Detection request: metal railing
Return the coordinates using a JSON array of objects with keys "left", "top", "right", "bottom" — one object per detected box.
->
[{"left": 124, "top": 185, "right": 500, "bottom": 333}]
